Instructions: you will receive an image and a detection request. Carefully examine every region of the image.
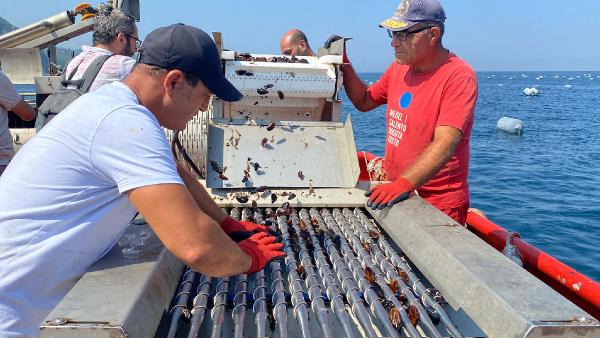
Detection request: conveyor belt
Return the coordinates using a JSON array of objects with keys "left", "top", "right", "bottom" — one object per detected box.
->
[{"left": 159, "top": 206, "right": 465, "bottom": 338}]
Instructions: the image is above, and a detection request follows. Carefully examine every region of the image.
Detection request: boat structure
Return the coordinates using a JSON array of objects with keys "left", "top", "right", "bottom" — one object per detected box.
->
[{"left": 1, "top": 1, "right": 600, "bottom": 337}]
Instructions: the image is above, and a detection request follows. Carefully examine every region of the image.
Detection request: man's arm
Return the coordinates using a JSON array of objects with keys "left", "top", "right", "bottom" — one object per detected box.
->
[
  {"left": 341, "top": 64, "right": 380, "bottom": 112},
  {"left": 176, "top": 162, "right": 226, "bottom": 223},
  {"left": 127, "top": 183, "right": 251, "bottom": 276},
  {"left": 402, "top": 125, "right": 462, "bottom": 187},
  {"left": 10, "top": 99, "right": 36, "bottom": 121}
]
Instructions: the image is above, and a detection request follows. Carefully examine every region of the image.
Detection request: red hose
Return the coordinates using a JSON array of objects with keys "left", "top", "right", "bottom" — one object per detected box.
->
[{"left": 466, "top": 212, "right": 600, "bottom": 319}]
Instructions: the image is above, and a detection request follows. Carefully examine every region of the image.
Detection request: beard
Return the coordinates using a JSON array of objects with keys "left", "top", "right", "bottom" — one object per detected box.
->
[{"left": 119, "top": 40, "right": 134, "bottom": 57}]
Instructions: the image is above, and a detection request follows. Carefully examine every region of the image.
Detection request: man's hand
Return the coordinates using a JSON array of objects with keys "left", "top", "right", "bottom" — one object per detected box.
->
[
  {"left": 323, "top": 34, "right": 351, "bottom": 63},
  {"left": 238, "top": 232, "right": 285, "bottom": 274},
  {"left": 365, "top": 177, "right": 414, "bottom": 210},
  {"left": 220, "top": 216, "right": 275, "bottom": 242}
]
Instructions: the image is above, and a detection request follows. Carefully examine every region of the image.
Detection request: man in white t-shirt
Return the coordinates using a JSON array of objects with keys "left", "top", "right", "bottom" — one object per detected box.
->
[
  {"left": 0, "top": 24, "right": 285, "bottom": 337},
  {"left": 64, "top": 7, "right": 139, "bottom": 92},
  {"left": 0, "top": 70, "right": 36, "bottom": 176}
]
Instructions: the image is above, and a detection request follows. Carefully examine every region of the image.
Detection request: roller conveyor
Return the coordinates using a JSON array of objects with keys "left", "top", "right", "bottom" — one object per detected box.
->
[{"left": 159, "top": 207, "right": 473, "bottom": 338}]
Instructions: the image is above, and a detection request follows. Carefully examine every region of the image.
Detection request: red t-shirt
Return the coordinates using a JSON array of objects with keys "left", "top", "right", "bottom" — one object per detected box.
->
[{"left": 367, "top": 53, "right": 477, "bottom": 209}]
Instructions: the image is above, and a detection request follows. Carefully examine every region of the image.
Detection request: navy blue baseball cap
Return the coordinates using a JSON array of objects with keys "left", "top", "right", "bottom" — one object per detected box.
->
[
  {"left": 380, "top": 0, "right": 446, "bottom": 32},
  {"left": 138, "top": 23, "right": 242, "bottom": 102}
]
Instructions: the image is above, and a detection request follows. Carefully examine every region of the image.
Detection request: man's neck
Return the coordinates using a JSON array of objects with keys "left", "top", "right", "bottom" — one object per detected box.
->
[
  {"left": 412, "top": 46, "right": 450, "bottom": 74},
  {"left": 93, "top": 43, "right": 117, "bottom": 55}
]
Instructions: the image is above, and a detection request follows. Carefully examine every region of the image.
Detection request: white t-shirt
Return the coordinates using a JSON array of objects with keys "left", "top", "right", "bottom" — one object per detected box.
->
[
  {"left": 65, "top": 46, "right": 136, "bottom": 92},
  {"left": 0, "top": 71, "right": 21, "bottom": 166},
  {"left": 0, "top": 81, "right": 183, "bottom": 337}
]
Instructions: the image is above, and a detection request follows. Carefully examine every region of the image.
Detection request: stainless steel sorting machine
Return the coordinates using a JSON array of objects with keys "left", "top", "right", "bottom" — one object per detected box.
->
[{"left": 40, "top": 38, "right": 600, "bottom": 338}]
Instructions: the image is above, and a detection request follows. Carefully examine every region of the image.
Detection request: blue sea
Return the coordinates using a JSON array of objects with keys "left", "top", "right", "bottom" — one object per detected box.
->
[{"left": 343, "top": 71, "right": 600, "bottom": 282}]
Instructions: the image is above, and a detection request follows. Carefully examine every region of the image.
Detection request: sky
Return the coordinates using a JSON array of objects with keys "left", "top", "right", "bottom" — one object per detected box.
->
[{"left": 3, "top": 0, "right": 600, "bottom": 72}]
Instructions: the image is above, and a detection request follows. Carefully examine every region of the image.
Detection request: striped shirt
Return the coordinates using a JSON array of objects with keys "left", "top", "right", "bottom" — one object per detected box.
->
[{"left": 65, "top": 46, "right": 136, "bottom": 92}]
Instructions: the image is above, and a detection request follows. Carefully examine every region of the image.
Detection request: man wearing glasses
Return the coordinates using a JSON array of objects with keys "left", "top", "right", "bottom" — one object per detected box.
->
[
  {"left": 342, "top": 0, "right": 478, "bottom": 224},
  {"left": 63, "top": 6, "right": 140, "bottom": 93}
]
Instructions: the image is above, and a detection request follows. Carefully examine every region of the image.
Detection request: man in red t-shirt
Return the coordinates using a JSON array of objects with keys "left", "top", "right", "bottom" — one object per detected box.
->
[{"left": 341, "top": 0, "right": 478, "bottom": 224}]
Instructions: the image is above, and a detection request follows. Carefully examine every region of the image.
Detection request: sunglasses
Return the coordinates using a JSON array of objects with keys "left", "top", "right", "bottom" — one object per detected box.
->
[{"left": 387, "top": 25, "right": 434, "bottom": 41}]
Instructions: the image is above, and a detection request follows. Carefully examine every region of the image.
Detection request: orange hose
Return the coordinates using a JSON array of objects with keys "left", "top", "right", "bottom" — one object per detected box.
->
[{"left": 466, "top": 212, "right": 600, "bottom": 319}]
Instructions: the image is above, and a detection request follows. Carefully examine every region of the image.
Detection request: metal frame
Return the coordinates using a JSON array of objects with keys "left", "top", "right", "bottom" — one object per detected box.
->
[
  {"left": 40, "top": 222, "right": 185, "bottom": 338},
  {"left": 367, "top": 197, "right": 600, "bottom": 338}
]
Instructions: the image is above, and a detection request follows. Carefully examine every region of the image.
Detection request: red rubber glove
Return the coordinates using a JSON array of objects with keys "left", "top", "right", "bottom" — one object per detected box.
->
[
  {"left": 220, "top": 217, "right": 279, "bottom": 242},
  {"left": 238, "top": 232, "right": 285, "bottom": 274},
  {"left": 365, "top": 177, "right": 414, "bottom": 210},
  {"left": 221, "top": 216, "right": 270, "bottom": 233}
]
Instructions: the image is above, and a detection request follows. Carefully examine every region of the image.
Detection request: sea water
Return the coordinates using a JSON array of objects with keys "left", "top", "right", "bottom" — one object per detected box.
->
[{"left": 345, "top": 71, "right": 600, "bottom": 282}]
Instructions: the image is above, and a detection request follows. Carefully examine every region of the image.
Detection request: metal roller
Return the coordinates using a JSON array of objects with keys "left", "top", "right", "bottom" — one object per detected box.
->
[
  {"left": 341, "top": 208, "right": 443, "bottom": 338},
  {"left": 308, "top": 209, "right": 379, "bottom": 338},
  {"left": 265, "top": 208, "right": 289, "bottom": 337},
  {"left": 210, "top": 277, "right": 230, "bottom": 338},
  {"left": 289, "top": 209, "right": 335, "bottom": 338},
  {"left": 188, "top": 275, "right": 212, "bottom": 338},
  {"left": 320, "top": 209, "right": 402, "bottom": 338},
  {"left": 351, "top": 208, "right": 464, "bottom": 338},
  {"left": 166, "top": 269, "right": 197, "bottom": 338},
  {"left": 276, "top": 213, "right": 312, "bottom": 338}
]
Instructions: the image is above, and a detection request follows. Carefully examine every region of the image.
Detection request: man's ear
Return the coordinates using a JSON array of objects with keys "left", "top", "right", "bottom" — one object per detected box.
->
[
  {"left": 116, "top": 32, "right": 127, "bottom": 44},
  {"left": 164, "top": 70, "right": 185, "bottom": 93},
  {"left": 429, "top": 27, "right": 442, "bottom": 46}
]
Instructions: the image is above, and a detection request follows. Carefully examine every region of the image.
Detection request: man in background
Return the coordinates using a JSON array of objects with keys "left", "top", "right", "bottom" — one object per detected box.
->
[
  {"left": 280, "top": 28, "right": 316, "bottom": 57},
  {"left": 0, "top": 67, "right": 36, "bottom": 176},
  {"left": 341, "top": 0, "right": 478, "bottom": 224},
  {"left": 65, "top": 6, "right": 139, "bottom": 91},
  {"left": 35, "top": 7, "right": 140, "bottom": 129}
]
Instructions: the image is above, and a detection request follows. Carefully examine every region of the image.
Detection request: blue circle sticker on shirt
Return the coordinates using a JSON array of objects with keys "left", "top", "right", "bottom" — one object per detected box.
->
[{"left": 400, "top": 92, "right": 412, "bottom": 109}]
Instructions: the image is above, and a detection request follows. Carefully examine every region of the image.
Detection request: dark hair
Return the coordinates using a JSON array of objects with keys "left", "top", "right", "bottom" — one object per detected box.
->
[
  {"left": 182, "top": 72, "right": 200, "bottom": 87},
  {"left": 92, "top": 8, "right": 136, "bottom": 45},
  {"left": 135, "top": 64, "right": 200, "bottom": 87}
]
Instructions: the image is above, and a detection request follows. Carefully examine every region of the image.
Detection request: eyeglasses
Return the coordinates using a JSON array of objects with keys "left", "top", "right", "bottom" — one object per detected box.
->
[
  {"left": 124, "top": 33, "right": 142, "bottom": 49},
  {"left": 387, "top": 25, "right": 433, "bottom": 41}
]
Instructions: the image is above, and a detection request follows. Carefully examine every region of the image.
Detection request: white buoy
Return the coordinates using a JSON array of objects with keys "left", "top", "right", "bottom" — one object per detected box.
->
[
  {"left": 497, "top": 117, "right": 524, "bottom": 135},
  {"left": 523, "top": 87, "right": 540, "bottom": 96}
]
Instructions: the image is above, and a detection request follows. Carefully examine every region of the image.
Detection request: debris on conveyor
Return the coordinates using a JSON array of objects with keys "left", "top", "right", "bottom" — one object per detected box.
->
[
  {"left": 162, "top": 206, "right": 463, "bottom": 338},
  {"left": 235, "top": 52, "right": 309, "bottom": 64}
]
